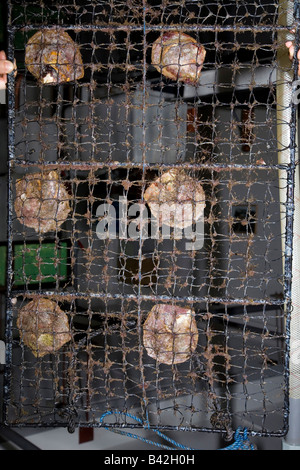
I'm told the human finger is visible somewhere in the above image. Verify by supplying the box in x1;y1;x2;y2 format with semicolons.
0;50;16;89
0;51;7;89
286;41;295;60
0;59;14;75
0;50;14;74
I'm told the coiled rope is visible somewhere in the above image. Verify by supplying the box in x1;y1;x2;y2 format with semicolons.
99;410;256;450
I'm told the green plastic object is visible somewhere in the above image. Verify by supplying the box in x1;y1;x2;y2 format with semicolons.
13;242;68;286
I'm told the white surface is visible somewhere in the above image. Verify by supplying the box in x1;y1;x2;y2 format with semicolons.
282;439;300;450
3;426;220;451
0;425;282;450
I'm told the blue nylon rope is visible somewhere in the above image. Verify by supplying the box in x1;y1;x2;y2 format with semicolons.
99;410;256;450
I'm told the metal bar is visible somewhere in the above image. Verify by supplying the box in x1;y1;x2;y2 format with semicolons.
0;426;40;450
7;24;294;33
8;159;290;172
9;289;286;306
3;0;16;427
95;421;284;439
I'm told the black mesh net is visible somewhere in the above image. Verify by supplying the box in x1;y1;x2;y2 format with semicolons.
3;0;298;437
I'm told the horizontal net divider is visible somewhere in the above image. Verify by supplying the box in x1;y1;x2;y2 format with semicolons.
7;24;292;33
8;160;292;172
7;290;287;306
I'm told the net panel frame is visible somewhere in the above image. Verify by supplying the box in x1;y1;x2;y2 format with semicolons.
2;0;299;438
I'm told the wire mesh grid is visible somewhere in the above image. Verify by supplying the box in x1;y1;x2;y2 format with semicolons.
3;0;299;437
